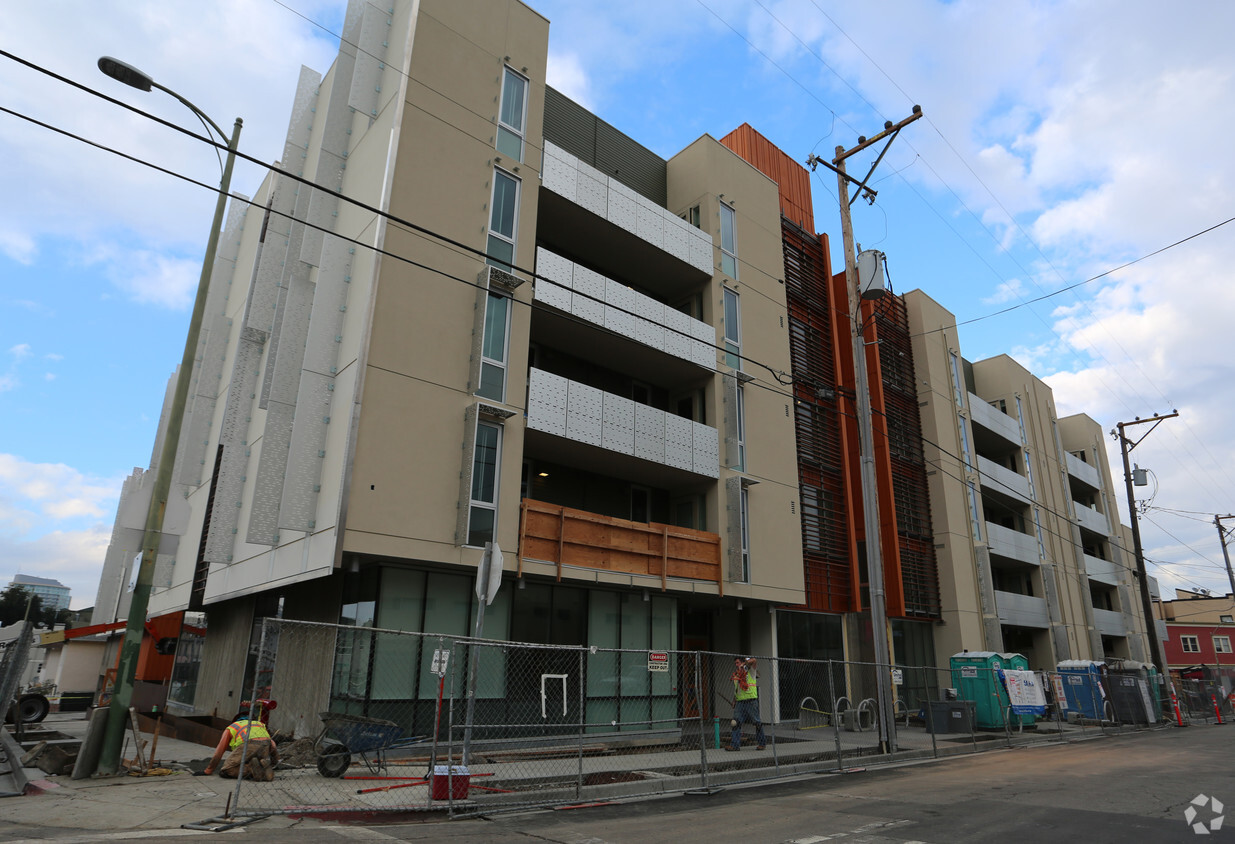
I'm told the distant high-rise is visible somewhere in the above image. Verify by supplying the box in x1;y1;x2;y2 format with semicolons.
9;573;71;613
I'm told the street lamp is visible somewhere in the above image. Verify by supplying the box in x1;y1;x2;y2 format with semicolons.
94;56;242;776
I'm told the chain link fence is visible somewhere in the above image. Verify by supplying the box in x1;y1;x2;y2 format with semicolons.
226;619;1177;817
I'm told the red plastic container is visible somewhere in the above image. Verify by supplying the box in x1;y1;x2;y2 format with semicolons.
431;765;470;800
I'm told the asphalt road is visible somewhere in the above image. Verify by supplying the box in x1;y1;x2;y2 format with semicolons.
9;724;1234;843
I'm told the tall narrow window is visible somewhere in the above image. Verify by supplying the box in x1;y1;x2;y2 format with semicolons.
735;383;747;471
478;293;511;401
468;422;502;546
967;481;982;541
497;67;528;161
957;414;974;471
719;202;737;278
739;486;751;582
1014;395;1028;444
723;287;741;370
488;170;519;271
949;351;965;407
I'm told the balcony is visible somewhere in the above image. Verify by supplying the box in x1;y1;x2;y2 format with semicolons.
1076;503;1110;536
527;368;719;479
534;247;715;378
1084;553;1121;587
1093;608;1127;637
977;455;1032;505
985;521;1040;566
969;394;1022;446
995;590;1050;629
539;141;713;300
518;499;722;591
1066;451;1102;491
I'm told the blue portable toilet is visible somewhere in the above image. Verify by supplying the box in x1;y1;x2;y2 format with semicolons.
1057;660;1104;719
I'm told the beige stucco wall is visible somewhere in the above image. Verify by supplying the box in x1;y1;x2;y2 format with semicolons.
903;290;988;663
344;0;548;570
667;136;805;605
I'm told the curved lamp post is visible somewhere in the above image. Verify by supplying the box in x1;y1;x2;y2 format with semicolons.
95;56;242;776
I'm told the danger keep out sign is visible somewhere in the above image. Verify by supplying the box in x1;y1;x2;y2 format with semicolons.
648;652;669;672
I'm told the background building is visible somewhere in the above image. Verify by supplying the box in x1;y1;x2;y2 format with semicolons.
906;291;1152;667
8;574;71;614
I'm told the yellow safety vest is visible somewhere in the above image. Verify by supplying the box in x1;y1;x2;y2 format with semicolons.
734;670;758;701
227;720;271;749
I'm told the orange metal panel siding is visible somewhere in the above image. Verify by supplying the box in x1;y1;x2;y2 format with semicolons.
719;124;815;233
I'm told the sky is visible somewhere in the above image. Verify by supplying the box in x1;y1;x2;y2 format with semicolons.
1;0;1233;611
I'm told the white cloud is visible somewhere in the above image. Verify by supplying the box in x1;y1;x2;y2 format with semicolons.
982;278;1025;306
546;52;594;110
0;455;123;610
0;231;36;264
0;0;339;308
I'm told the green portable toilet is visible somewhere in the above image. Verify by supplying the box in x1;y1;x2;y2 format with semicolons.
950;652;1033;729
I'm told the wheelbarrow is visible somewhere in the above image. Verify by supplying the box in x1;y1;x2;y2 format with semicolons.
313;711;425;777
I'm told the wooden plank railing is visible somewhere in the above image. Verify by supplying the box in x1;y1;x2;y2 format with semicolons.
517;499;723;594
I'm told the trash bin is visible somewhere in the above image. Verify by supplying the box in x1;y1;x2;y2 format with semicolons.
1057;660;1104;720
431;765;470;800
950;652;1032;729
925;700;976;734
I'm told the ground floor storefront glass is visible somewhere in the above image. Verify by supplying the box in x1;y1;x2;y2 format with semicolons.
331;564;679;736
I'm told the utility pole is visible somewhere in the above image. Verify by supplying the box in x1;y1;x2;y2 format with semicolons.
1216;515;1235;599
1112;412;1177;682
810;105;922;754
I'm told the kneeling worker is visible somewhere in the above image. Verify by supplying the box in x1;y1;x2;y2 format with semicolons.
202;706;279;780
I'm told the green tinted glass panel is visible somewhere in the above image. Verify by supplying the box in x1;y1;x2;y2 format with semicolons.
482;294;508;362
471;423;498;502
490;172;517;237
487;234;513;271
477;361;504;400
497;126;522;160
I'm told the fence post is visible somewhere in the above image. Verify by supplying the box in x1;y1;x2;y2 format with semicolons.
231;616;270;816
828;660;843;769
696;653;711;791
576;648;585;799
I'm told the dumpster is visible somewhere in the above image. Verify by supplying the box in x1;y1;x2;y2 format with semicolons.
950;652;1032;729
925;699;976;734
1057;660;1105;719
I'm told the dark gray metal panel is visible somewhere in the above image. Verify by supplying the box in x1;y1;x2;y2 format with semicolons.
544;87;666;207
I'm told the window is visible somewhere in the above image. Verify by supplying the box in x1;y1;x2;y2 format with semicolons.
1222;615;1234;624
719;202;737;278
734;383;746;471
723;287;741;369
1014;395;1028;444
949;351;965;407
477;293;511;400
496;67;528;161
957;414;974;471
488;169;519;271
1181;635;1201;653
682;204;701;228
739;485;751;582
468;421;502;546
967;481;982;541
1215;636;1232;654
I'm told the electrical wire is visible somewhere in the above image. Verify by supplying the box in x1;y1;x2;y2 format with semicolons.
6;46;1226;600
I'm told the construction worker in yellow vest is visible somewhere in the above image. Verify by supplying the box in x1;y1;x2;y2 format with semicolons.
725;656;767;751
201;706;279;780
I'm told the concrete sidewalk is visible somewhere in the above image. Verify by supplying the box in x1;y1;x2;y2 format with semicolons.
3;712;320;836
0;711;1141;838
